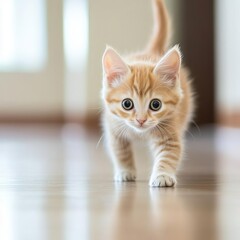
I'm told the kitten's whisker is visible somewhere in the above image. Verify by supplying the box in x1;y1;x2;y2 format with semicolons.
160;121;195;140
191;120;201;136
156;123;177;145
118;124;128;140
112;121;128;140
159;125;172;138
154;125;165;140
96;134;104;149
159;121;175;133
173;110;201;138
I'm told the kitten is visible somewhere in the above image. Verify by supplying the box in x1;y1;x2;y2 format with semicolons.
101;0;194;187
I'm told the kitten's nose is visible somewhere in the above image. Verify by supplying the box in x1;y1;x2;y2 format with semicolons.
136;119;147;126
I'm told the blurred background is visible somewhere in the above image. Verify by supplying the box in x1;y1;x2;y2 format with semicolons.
0;0;239;127
1;1;240;239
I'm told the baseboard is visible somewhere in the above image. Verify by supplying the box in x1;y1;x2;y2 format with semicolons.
217;111;240;128
0;114;64;124
65;113;101;132
0;113;101;131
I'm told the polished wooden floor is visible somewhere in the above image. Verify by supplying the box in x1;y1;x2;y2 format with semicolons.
0;124;240;240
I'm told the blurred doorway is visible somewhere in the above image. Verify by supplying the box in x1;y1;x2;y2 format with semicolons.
180;0;215;125
0;0;65;121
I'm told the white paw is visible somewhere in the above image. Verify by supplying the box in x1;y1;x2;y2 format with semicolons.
149;173;177;187
114;170;136;182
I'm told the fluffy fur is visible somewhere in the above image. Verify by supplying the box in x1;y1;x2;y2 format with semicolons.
101;0;194;187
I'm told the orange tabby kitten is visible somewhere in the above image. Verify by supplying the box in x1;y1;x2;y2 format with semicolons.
101;0;194;187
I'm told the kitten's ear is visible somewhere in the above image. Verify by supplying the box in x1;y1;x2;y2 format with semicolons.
153;45;182;87
102;46;130;86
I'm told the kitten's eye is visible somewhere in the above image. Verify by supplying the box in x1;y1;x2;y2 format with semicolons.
149;99;162;111
122;98;134;110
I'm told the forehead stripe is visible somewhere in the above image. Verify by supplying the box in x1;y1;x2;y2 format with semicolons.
106;98;121;103
164;100;177;105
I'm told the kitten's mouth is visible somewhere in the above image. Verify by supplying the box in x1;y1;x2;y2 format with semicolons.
132;124;152;132
137;124;147;128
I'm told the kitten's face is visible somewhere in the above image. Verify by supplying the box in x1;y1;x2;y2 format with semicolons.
104;68;181;132
102;46;182;133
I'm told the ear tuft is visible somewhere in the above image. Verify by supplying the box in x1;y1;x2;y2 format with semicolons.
153;45;182;87
102;46;130;86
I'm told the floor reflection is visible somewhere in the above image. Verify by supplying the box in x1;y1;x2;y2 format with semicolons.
0;125;239;239
150;188;193;240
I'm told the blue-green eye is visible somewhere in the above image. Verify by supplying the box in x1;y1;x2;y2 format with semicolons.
149;99;162;111
122;98;134;110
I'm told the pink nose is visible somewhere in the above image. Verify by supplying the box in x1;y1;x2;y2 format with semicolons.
136;119;147;125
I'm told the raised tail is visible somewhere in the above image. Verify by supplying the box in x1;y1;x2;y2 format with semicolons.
146;0;171;55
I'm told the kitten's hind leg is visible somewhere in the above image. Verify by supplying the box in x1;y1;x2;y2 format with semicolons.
107;134;136;182
149;136;182;187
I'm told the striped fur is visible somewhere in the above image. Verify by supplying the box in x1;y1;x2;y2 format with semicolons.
102;0;194;187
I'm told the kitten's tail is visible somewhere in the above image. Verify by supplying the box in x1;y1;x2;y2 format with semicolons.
146;0;171;55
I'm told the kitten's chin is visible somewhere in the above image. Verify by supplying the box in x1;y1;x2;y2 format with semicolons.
125;121;154;133
129;124;153;133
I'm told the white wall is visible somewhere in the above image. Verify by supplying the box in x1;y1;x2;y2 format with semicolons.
216;0;240;113
0;0;64;119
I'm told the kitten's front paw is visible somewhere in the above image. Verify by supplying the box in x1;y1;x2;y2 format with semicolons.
114;170;136;182
149;173;176;187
